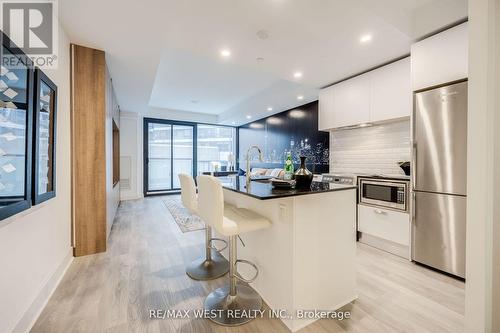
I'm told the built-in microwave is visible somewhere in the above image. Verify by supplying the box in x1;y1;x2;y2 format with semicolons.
358;177;408;212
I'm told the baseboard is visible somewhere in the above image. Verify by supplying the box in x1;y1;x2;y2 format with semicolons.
12;249;73;333
120;193;143;201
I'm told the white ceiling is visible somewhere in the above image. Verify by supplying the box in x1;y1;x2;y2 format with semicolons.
59;0;467;125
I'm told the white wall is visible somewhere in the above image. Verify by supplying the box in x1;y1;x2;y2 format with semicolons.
329;119;411;175
466;1;500;332
0;23;73;333
120;111;143;200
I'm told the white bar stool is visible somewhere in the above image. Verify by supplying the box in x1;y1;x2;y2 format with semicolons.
197;175;271;326
178;174;229;280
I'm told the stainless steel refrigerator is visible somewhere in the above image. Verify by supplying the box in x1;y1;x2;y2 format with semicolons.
412;80;467;278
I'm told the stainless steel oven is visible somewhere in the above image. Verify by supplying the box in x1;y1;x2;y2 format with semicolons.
358;177;408;212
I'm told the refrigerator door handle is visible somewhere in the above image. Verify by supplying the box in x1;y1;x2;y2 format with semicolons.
412;142;417;189
412;191;416;222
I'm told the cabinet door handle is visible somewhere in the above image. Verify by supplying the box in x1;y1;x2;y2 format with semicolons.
374;209;386;215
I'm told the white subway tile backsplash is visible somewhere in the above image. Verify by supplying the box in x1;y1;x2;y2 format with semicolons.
329;120;411;175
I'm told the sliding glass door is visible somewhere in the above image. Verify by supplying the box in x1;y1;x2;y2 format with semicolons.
143;118;237;196
144;119;195;194
147;122;171;191
172;125;194;188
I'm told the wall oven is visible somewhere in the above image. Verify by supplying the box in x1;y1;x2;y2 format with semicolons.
358;177;408;212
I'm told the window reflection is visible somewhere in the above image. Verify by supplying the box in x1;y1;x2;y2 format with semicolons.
37;81;55;195
0;108;27;200
0;45;29;210
197;125;236;173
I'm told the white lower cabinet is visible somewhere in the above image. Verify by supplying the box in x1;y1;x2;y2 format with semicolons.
357;204;410;246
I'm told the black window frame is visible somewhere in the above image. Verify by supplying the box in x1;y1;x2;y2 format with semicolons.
32;68;57;205
143;117;197;195
0;32;34;221
143;117;237;196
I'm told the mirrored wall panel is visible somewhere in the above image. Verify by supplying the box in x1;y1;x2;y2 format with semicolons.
33;69;57;204
0;38;33;221
238;101;329;174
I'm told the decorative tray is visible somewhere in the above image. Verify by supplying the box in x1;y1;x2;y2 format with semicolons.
271;179;296;189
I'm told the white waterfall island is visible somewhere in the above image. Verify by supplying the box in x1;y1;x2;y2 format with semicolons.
216;176;358;332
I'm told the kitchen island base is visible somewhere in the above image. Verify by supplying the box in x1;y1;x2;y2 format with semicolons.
217;186;357;332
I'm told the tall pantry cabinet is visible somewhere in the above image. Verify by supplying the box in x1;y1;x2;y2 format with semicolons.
70;44;120;256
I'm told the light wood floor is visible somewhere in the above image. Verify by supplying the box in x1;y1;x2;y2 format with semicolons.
32;196;465;333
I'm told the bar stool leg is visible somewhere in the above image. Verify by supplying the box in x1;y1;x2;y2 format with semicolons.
204;235;263;326
186;226;229;280
205;225;212;261
229;235;237;296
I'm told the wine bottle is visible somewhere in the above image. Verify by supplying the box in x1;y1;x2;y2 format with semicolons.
284;152;294;180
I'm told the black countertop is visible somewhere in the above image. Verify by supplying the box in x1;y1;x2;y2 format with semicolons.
219;176;356;200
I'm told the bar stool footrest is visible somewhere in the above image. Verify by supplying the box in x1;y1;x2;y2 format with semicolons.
209;237;228;253
235;259;259;283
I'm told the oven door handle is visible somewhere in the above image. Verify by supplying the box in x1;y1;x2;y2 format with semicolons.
359;179;407;187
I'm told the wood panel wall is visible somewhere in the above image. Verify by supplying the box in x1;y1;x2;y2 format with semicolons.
71;44;107;256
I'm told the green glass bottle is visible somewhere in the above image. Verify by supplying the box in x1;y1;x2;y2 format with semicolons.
284;152;294;180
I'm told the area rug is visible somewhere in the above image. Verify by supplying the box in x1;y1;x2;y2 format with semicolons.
162;197;205;233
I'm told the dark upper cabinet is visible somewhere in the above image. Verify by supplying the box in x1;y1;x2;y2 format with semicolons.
0;32;34;221
33;68;57;204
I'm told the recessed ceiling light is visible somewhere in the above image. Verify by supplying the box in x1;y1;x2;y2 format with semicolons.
360;34;372;43
267;117;283;125
220;49;231;58
297;95;304;100
267;107;273;111
249;123;264;129
246;115;252;119
293;71;303;78
289;110;306;119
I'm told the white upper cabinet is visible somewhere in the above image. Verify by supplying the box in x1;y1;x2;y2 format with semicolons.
319;75;370;130
370;58;411;122
411;22;468;91
319;58;410;130
332;73;371;128
318;85;335;131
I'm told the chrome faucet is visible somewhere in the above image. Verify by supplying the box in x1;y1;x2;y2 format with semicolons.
246;145;263;188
